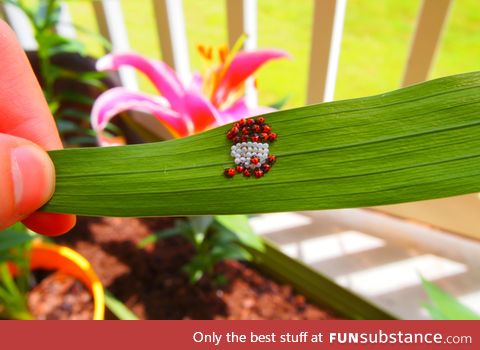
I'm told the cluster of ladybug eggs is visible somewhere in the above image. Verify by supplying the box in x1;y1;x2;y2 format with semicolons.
224;117;277;178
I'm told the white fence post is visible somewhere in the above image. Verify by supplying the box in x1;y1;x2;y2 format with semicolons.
402;0;453;87
56;2;76;39
92;0;138;91
1;3;37;50
306;0;347;104
152;0;191;84
226;0;258;108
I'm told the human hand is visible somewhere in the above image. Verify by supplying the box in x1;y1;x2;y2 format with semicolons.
0;20;75;235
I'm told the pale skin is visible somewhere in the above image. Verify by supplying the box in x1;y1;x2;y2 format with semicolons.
0;19;75;235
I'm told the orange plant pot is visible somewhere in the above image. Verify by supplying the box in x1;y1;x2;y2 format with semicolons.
29;241;105;320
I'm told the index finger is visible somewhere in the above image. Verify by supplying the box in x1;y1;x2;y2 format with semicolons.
0;20;76;234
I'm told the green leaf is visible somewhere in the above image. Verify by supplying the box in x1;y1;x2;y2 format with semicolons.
64;136;97;147
57;91;96;105
211;244;252;262
43;72;480;216
48;100;60;115
0;253;17;264
73;71;107;81
188;216;213;246
0;229;33;252
269;95;290;109
36;33;69;51
421;277;480;320
45;37;86;57
60;108;91;120
189;216;213;236
255;240;395;319
183;265;203;284
423;302;448;320
56;119;79;134
137;225;184;248
57;69;105;89
104;289;139;320
4;222;27;233
34;0;61;30
0;264;18;295
215;215;264;252
69;23;112;51
103;121;123;135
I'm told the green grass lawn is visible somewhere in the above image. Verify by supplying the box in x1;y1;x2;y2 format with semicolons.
69;0;480;109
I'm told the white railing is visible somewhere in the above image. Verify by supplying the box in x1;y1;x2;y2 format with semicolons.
307;0;346;103
1;0;452;103
1;1;37;50
5;0;476;242
92;0;138;90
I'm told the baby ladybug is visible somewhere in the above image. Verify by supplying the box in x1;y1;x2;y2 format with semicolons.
224;117;277;178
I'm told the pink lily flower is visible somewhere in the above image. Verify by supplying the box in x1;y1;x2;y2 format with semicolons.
91;46;289;145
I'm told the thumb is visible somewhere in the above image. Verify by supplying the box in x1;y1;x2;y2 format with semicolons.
0;133;55;230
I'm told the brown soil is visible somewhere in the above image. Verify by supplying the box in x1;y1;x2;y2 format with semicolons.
55;217;340;320
28;271;93;320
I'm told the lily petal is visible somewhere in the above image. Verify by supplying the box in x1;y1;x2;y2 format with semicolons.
184;89;223;132
189;72;204;93
213;49;289;106
91;87;191;143
219;98;276;124
96;52;186;111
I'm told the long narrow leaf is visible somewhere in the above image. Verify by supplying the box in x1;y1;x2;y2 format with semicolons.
215;215;264;251
0;228;33;251
43;72;480;216
0;264;20;297
104;290;139;320
422;278;480;320
68;23;113;51
137;226;184;248
423;303;448;320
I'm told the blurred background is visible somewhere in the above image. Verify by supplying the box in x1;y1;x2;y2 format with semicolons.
62;0;480;107
2;0;480;320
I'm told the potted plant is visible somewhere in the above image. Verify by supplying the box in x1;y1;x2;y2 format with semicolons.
57;215;391;319
0;225;104;319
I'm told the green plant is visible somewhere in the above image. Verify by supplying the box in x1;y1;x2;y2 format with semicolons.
3;0;111;146
139;215;263;284
0;224;35;320
42;71;480;216
104;289;139;320
421;277;480;320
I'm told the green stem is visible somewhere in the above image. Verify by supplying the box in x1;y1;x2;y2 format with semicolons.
10;309;34;320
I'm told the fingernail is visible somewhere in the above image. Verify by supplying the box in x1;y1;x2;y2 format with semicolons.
11;145;55;216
